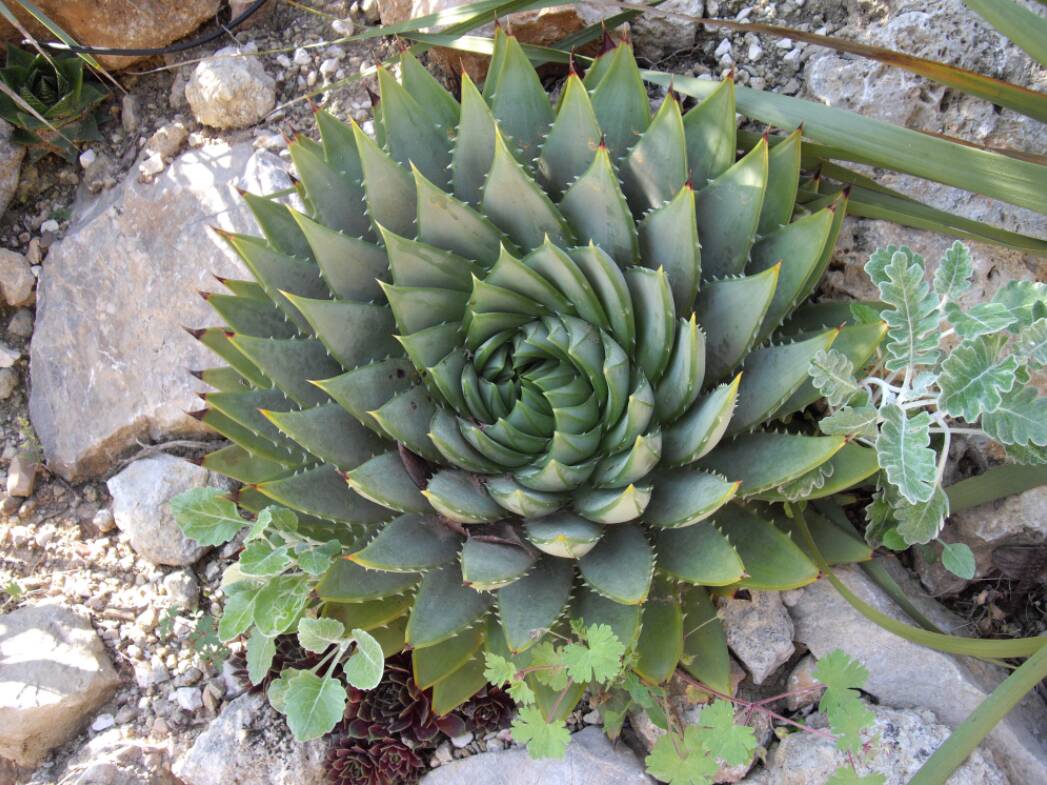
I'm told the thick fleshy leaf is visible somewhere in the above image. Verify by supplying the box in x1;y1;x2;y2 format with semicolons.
696;265;779;385
498;556;574;652
570;585;642;651
256;465;393;524
313;357;416;435
638;184;701;315
282;294;401;370
412;626;484;690
680;586;731;693
452;72;496;206
231;335;340;408
643;470;740;528
350;513;460;572
682;76;736;187
655;523;744;585
406;563;493;648
695;432;845;495
634;593;684;684
317;558;418;603
621;94;688;215
654;315;705;424
263;402;386;470
573;483;652;524
323;593;412;632
345;451;429;513
461;538;535;591
369;385;441;463
714;505;819;590
415;167;508;265
578;525;653;605
431;655;489;716
292;211;387;301
423;469;504;524
589;42;651;161
662;374;742;467
560;147;638;267
376;65;451;188
352;121;416;237
486;31;554;160
525;511;603;559
626;266;676;384
758;127;802;236
538;73;601;199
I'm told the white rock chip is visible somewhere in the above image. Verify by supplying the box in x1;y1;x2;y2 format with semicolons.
789;565;1047;784
107;454;227;566
0;249;35;306
0;603;121;767
420;726;654;785
186;46;276;129
173;693;327;785
721;590;795;684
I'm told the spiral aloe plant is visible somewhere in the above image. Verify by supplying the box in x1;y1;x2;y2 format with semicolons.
191;31;885;717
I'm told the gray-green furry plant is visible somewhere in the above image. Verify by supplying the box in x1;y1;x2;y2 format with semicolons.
176;31;885;737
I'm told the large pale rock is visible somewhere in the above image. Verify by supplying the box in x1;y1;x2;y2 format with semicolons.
0;1;220;70
186;47;276;130
107;454;227;566
0;120;23;218
420;726;654;785
29;142;292;481
741;703;1008;785
0;604;120;767
377;1;617;79
721;590;795;685
631;0;704;59
172;693;326;785
788;565;1047;783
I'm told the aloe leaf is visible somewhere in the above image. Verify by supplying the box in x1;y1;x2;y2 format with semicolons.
317;558;419;603
662;374;741;467
682;76;736;187
313;357;416;435
241;192;314;262
452;71;496;206
524;511;603;558
257;464;393;525
377;66;451;188
578;524;654;605
323;593;412;633
573;483;652;524
946;464;1047;513
351;121;416;236
204;292;297;340
571;584;642;651
715;504;819;590
589;41;651;161
626;266;676;385
486;30;554;161
696;266;779;385
202;444;294;485
282;294;401;370
231;336;340;407
292;211;387;301
680;586;731;693
406;563;493;648
560;146;639;267
656;521;744;586
644;469;740;529
381;225;480;291
634;594;684;684
350;513;460;572
345;452;429;513
621;93;688;215
654;315;705;424
263;402;388;471
696;432;845;495
538;72;601;200
415;166;509;265
461;538;535;591
423;469;504;524
289;138;371;238
412;626;484;690
498;556;574;652
369;385;441;463
639;184;701;314
759;127;803;235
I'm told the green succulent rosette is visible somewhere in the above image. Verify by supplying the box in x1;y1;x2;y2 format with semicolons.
193;32;883;715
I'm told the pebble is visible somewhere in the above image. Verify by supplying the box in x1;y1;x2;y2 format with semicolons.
114;705;137;724
747;41;764;61
319;57;340;77
175;687;204;712
431;742;453;767
776;37;794;49
79;149;97;169
7;451;37;498
90;713;116;732
0;368;16;400
40;219;59;234
332;18;355;36
293;47;311;66
582;709;602;725
714;39;732;58
92;507;116;533
162;569;199;610
450;731;474;749
121;94;140;133
0;249;35;306
8;309;33;338
138;152;165;177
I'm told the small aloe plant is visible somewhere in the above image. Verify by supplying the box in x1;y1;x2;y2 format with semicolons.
176;30;886;740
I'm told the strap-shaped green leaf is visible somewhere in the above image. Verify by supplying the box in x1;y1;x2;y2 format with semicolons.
398;323;463;374
242;192;314;261
634;592;684;684
682;76;736;187
452;71;496;206
204;387;297;453
638;184;701;315
377;66;452;188
748;208;834;342
680;585;731;693
578;524;653;605
524;511;603;558
570;584;642;651
263;402;387;470
382;282;469;336
486;31;554;162
313;357;416;435
560;146;638;267
459;419;534;467
538;72;601;200
654;315;705;424
486;245;575;314
350;513;460;572
282;294;402;370
257;464;394;524
231;335;340;408
289;137;370;238
292;211;387;302
352;121;416;237
461;538;535;591
622;93;688;215
498;555;574;653
205;292;297;340
423;469;504;524
483;128;573;252
412;626;484;690
644;469;739;529
696;431;845;495
323;594;412;636
415;166;509;265
345;451;429;513
655;521;744;585
696;138;768;281
591;430;662;488
406;562;493;649
568;246;635;353
714;504;818;590
316;109;366;212
369;385;441;463
696;265;779;385
431;655;489;716
589;42;650;161
573;483;652;524
728;329;838;434
317;558;418;603
626;266;676;385
758;127;802;236
202;444;295;484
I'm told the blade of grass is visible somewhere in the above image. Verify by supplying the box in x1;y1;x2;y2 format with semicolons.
607;1;1047;123
964;0;1047;69
945;464;1047;514
907;644;1047;785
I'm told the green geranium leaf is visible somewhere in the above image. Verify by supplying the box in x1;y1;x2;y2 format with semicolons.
938;336;1018;421
511;706;571;759
876;405;937;504
697;701;757;767
561;624;625;685
940;541;976;580
239;541;292;577
819;405;879;438
529;641;570;690
507;678;536;705
483;653;518;686
646;726;719;785
297;616;345;653
171;488;243;546
246;629;276;685
813;649;869;694
932;241;973;301
814;649;875;755
809;349;861;408
282;669;348;741
343;628;384;690
875;248;941;372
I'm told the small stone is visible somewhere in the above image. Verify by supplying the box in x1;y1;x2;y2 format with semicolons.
0;368;16;400
0;342;20;368
360;0;380;24
114;705;136;724
145;122;189;160
784;654;823;711
40;219;59;235
0;249;35;306
776;37;794;49
162;569;199;610
6;451;37;498
133;658;170;689
449;731;473;749
432;742;453;766
582;709;602;725
715;39;732;58
176;687;204;712
332;18;354;36
92;507;116;533
293;47;311;66
319;57;340;77
8;309;33;338
138;152;165;177
747;41;763;61
721;590;795;684
91;713;116;732
25;238;41;265
186;46;276;130
121;94;140;133
79;149;97;169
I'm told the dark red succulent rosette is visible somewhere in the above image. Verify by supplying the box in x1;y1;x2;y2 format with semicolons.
459;686;514;735
326;735;424;785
